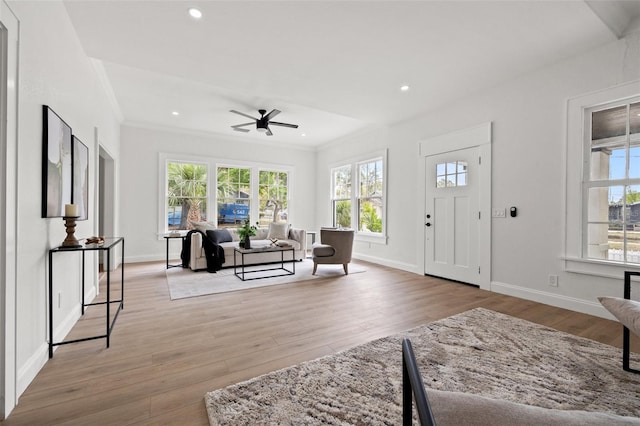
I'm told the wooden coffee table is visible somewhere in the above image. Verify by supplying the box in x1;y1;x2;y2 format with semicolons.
233;245;296;281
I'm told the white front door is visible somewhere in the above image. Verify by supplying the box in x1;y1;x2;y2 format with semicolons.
424;147;480;285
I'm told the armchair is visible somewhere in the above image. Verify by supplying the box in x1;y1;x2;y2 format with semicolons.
312;228;355;275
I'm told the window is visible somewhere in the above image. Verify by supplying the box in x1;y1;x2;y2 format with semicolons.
166;162;208;231
331;165;351;228
584;98;640;264
216;166;251;228
159;154;294;236
357;159;383;233
436;161;467;187
330;150;387;243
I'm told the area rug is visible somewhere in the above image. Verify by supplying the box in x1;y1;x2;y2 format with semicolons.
204;307;640;425
166;259;366;300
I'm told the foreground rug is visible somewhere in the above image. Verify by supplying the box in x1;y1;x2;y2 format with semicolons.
205;308;640;425
166;259;366;300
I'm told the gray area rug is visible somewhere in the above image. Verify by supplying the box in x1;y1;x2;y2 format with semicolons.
204;307;640;425
166;259;365;300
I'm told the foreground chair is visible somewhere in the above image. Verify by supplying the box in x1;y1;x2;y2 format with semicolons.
311;228;354;275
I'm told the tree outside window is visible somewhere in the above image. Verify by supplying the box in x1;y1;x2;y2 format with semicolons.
358;159;383;233
332;165;351;228
167;162;207;230
217;166;251;228
259;170;288;225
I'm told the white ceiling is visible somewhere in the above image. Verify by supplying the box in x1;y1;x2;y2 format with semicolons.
62;1;640;148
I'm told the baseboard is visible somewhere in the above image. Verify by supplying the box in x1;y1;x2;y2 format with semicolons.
490;281;615;320
352;253;420;274
125;254;166;263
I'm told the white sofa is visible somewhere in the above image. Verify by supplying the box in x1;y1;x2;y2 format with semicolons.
189;227;306;271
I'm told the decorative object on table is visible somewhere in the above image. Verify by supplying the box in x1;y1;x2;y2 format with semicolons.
72;135;89;220
86;236;105;245
42;105;73;218
61;204;81;247
237;219;258;249
270;238;278;246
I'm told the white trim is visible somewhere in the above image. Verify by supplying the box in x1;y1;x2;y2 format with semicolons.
491;280;615;320
352;253;420;274
564;80;640;278
417;123;492;291
0;1;18;416
16;343;46;398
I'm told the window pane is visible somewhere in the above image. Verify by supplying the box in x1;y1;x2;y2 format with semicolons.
333;166;351;199
630;145;640;179
592;105;627;140
457;172;467;186
609;148;626;180
217;166;251;228
333;200;351;228
630;102;640;136
358;198;382;233
436;163;445;176
167;162;207;230
259;170;288;225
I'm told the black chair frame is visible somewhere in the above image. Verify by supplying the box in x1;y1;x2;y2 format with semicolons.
402;338;437;426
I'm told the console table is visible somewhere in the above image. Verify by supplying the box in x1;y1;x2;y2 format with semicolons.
48;237;124;358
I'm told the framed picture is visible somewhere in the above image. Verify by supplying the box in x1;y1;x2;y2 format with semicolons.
42;106;73;218
72;136;89;221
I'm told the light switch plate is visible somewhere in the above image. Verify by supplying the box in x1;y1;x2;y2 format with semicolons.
492;208;506;218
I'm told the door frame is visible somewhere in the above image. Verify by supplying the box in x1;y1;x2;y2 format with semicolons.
0;0;18;417
417;123;492;290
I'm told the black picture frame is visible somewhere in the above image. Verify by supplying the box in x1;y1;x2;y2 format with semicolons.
42;105;73;218
72;136;89;221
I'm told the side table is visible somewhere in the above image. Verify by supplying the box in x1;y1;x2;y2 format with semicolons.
164;232;187;269
48;237;124;358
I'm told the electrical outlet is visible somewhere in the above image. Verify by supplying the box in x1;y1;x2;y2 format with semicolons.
492;208;506;218
548;275;559;287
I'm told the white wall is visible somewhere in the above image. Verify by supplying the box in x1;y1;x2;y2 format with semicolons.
119;125;316;263
316;31;640;318
8;0;120;401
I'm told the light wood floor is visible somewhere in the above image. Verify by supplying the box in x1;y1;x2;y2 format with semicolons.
2;260;630;425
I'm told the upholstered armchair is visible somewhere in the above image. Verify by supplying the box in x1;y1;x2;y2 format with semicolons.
312;228;355;275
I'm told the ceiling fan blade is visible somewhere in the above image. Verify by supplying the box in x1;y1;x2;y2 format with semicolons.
230;110;258;121
264;109;281;121
269;121;299;129
231;122;254;128
232;127;250;133
266;127;273;136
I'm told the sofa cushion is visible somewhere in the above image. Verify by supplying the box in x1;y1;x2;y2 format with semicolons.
267;222;289;240
312;243;335;257
428;388;640;426
190;221;216;233
206;229;233;244
599;296;640;337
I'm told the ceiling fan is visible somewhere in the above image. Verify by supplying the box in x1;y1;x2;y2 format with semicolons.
230;109;299;136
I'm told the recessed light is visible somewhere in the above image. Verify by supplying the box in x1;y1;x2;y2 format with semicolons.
400;85;410;92
301;133;306;137
172;111;179;116
188;8;202;19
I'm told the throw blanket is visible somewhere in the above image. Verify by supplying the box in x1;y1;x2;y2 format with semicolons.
181;230;225;272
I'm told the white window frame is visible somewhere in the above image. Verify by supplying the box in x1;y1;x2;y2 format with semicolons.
157;153;294;237
564;80;640;278
329;149;388;244
330;165;352;228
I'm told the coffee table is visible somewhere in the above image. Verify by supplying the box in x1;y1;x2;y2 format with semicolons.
233;245;296;281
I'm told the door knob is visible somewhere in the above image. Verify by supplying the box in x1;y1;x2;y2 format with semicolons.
426;223;431;227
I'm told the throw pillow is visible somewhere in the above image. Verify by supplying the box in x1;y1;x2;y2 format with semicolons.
598;296;640;337
190;221;216;233
206;229;233;244
267;222;289;240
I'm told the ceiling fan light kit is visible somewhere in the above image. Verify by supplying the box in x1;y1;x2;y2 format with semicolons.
230;109;299;136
